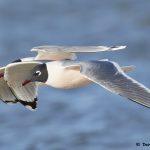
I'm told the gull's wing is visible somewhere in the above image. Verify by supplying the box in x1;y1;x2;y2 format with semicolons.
4;61;41;111
64;63;135;74
31;45;126;61
0;67;17;104
79;60;150;107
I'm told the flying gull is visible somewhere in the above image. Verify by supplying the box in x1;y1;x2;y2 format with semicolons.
0;45;149;111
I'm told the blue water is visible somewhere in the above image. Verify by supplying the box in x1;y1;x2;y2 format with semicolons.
0;0;150;150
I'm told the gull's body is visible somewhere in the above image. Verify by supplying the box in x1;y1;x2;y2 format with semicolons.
0;45;150;111
44;61;91;89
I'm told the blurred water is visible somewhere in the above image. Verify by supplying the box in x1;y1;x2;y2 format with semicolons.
0;0;150;150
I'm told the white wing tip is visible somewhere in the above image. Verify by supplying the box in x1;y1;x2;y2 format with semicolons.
25;105;37;111
109;46;127;51
31;48;38;52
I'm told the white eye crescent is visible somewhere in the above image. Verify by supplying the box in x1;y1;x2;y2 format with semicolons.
36;71;41;76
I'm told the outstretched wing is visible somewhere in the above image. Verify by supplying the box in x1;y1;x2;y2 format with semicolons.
80;60;150;107
4;61;41;110
64;63;135;74
0;67;17;104
31;45;126;61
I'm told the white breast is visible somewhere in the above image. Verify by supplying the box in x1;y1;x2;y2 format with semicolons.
45;61;91;89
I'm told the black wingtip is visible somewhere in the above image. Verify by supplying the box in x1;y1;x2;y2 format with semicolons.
127;98;150;109
19;98;38;111
4;99;19;105
11;59;22;63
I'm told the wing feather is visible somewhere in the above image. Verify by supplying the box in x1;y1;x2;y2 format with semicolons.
0;67;17;103
31;45;126;61
31;45;126;52
4;62;41;104
80;61;150;107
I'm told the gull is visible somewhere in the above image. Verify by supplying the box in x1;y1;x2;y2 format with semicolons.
0;45;149;111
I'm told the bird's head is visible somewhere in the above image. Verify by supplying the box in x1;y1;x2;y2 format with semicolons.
22;63;48;86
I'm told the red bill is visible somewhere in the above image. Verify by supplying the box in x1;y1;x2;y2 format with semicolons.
22;80;31;86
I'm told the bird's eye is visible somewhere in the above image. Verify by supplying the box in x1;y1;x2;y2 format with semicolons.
34;71;41;76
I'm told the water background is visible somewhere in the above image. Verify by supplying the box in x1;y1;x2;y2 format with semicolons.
0;0;150;150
